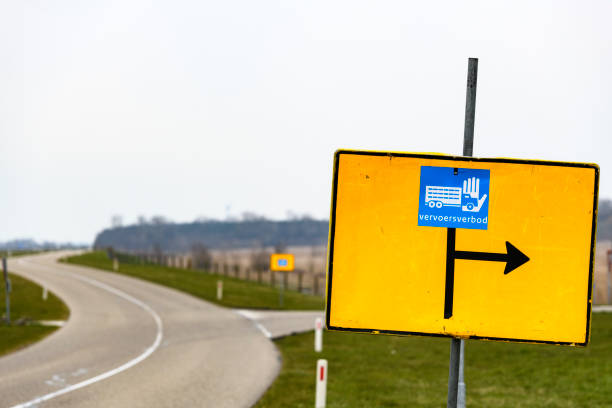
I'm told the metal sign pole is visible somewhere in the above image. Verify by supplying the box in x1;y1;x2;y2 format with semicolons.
447;338;461;407
463;58;478;157
448;57;478;408
279;274;285;308
2;257;10;325
458;338;466;407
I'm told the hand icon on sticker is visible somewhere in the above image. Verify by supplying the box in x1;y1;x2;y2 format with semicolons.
461;177;488;212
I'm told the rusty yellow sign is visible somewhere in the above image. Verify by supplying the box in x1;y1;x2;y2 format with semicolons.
325;150;599;346
270;254;295;272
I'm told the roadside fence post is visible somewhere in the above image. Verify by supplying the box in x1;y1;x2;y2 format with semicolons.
298;271;303;293
607;249;612;304
217;280;223;301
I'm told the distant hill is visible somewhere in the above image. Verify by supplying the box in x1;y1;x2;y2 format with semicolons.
94;198;612;253
93;219;329;252
0;239;88;251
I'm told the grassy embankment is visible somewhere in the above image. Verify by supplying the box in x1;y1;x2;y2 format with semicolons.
257;314;612;407
0;273;69;357
64;251;324;310
1;250;43;257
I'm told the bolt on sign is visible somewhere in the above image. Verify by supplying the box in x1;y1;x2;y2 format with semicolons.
325;150;599;346
270;254;295;272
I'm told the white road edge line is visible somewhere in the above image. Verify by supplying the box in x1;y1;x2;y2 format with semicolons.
10;260;164;408
235;309;272;339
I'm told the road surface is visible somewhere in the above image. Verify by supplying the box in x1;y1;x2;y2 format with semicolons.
0;252;323;408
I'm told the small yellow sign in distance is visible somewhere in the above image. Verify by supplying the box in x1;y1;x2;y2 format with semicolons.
270;254;295;272
326;150;599;346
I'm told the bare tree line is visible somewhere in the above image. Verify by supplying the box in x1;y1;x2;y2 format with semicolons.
111;242;327;296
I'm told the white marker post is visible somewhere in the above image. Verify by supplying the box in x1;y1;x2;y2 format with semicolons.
43;287;48;301
315;359;327;408
315;317;323;352
217;280;223;300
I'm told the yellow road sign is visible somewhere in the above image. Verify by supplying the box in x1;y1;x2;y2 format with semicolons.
326;150;599;346
270;254;295;272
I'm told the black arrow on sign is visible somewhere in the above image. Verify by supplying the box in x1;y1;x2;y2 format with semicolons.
455;242;530;275
444;228;530;319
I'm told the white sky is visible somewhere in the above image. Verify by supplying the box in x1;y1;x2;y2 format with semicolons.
1;1;610;243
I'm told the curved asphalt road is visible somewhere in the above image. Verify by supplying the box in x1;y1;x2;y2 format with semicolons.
0;252;322;408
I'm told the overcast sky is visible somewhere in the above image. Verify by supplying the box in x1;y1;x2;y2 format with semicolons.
0;1;610;243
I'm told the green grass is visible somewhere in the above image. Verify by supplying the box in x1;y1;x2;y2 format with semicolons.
0;326;58;357
64;251;324;310
2;250;43;258
257;314;612;408
0;273;70;357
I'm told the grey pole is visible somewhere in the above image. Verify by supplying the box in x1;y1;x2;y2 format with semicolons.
460;57;478;408
447;338;461;407
458;338;466;407
279;273;284;308
2;257;10;325
463;58;478;157
448;57;478;408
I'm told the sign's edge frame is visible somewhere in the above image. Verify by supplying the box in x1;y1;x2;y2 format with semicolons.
585;161;599;346
325;149;599;347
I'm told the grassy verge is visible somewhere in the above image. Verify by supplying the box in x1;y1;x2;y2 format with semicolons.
64;251;324;310
257;313;612;408
0;326;58;357
0;273;70;357
2;250;43;258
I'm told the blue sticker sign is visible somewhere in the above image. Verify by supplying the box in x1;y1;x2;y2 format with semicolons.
278;259;288;267
418;166;490;230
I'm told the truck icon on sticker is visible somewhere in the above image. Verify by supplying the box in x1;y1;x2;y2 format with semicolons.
425;177;488;213
425;186;461;209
